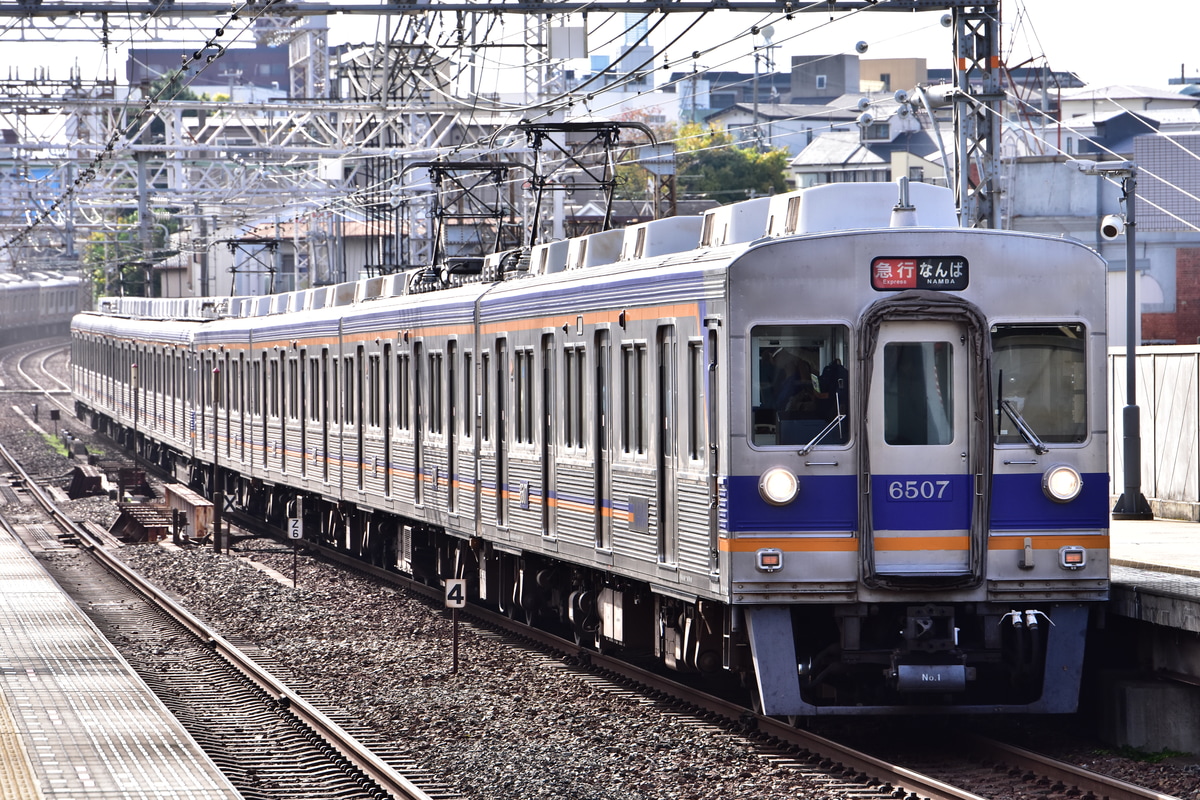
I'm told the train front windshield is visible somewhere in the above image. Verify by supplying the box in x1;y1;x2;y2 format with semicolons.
751;324;850;447
991;323;1088;445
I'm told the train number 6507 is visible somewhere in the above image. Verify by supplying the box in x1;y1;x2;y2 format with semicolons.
888;479;952;501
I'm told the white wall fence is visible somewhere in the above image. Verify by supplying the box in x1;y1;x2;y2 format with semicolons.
1109;346;1200;521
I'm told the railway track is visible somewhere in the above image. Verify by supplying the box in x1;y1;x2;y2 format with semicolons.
2;336;1193;800
0;437;458;798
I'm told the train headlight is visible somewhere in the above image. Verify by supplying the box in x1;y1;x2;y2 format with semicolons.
759;467;799;506
1042;465;1083;503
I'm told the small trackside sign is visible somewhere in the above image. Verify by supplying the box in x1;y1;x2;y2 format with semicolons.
445;579;467;609
871;256;969;291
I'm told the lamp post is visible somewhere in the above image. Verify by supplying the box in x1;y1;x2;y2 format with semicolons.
1076;160;1152;520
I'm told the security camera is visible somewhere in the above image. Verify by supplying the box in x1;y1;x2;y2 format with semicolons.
856;40;869;54
1100;214;1125;240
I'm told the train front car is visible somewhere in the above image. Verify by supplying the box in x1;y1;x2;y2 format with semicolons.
728;183;1109;715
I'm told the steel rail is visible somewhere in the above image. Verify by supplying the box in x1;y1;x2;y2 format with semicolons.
964;737;1184;800
0;434;437;800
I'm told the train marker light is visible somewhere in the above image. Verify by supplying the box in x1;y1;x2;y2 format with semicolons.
759;467;799;505
756;548;784;573
1042;465;1082;503
1059;546;1087;570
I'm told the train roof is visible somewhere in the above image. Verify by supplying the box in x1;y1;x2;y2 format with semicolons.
82;180;1078;333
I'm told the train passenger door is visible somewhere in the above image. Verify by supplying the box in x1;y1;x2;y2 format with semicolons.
594;330;611;550
541;334;556;539
656;325;677;565
864;318;977;581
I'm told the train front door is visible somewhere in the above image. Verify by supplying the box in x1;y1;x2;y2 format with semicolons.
863;318;976;580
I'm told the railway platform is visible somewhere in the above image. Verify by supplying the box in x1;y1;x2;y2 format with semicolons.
1104;517;1200;756
0;521;244;799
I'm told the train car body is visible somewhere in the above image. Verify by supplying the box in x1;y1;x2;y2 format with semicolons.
71;181;1109;715
0;271;84;345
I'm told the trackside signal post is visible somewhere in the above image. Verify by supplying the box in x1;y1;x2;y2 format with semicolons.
445;579;466;674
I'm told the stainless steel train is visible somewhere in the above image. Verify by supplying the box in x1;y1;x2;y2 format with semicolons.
70;180;1110;715
0;271;83;345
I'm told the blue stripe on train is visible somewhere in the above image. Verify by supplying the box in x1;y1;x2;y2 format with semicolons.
725;474;857;532
989;472;1109;529
724;472;1109;533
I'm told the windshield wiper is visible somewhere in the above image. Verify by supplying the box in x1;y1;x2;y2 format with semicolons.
799;392;846;456
1000;399;1049;455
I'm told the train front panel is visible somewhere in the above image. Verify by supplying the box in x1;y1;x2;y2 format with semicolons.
723;227;1109;714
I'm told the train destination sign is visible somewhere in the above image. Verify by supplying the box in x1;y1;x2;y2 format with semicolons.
870;256;969;291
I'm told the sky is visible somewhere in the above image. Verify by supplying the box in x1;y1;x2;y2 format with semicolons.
0;1;1194;94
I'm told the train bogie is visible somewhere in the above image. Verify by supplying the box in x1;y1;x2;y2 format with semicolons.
71;179;1109;716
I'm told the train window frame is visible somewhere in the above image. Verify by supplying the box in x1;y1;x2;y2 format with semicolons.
621;341;649;457
990;321;1089;447
749;322;851;449
563;343;587;451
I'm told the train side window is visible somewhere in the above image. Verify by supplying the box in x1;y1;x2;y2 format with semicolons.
751;324;850;447
429;351;443;434
564;345;586;450
515;349;534;444
621;343;647;455
992;323;1087;445
288;357;299;421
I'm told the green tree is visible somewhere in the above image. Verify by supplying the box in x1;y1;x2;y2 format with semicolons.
674;122;790;201
83;211;174;299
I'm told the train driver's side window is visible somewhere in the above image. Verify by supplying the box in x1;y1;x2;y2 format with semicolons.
750;324;850;447
991;323;1087;445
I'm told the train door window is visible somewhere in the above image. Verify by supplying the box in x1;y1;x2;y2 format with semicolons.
305;358;317;421
368;354;381;428
231;356;241;413
268;357;280;418
883;342;953;446
621;343;648;455
343;355;355;426
480;352;490;442
462;351;473;440
330;358;339;424
564;345;586;450
991;323;1087;445
397;352;410;431
515;349;534;445
429;351;443;434
750;324;850;447
687;340;705;461
288;357;299;421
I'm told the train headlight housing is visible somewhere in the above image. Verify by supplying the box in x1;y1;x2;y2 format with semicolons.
1042;465;1083;503
759;467;799;506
